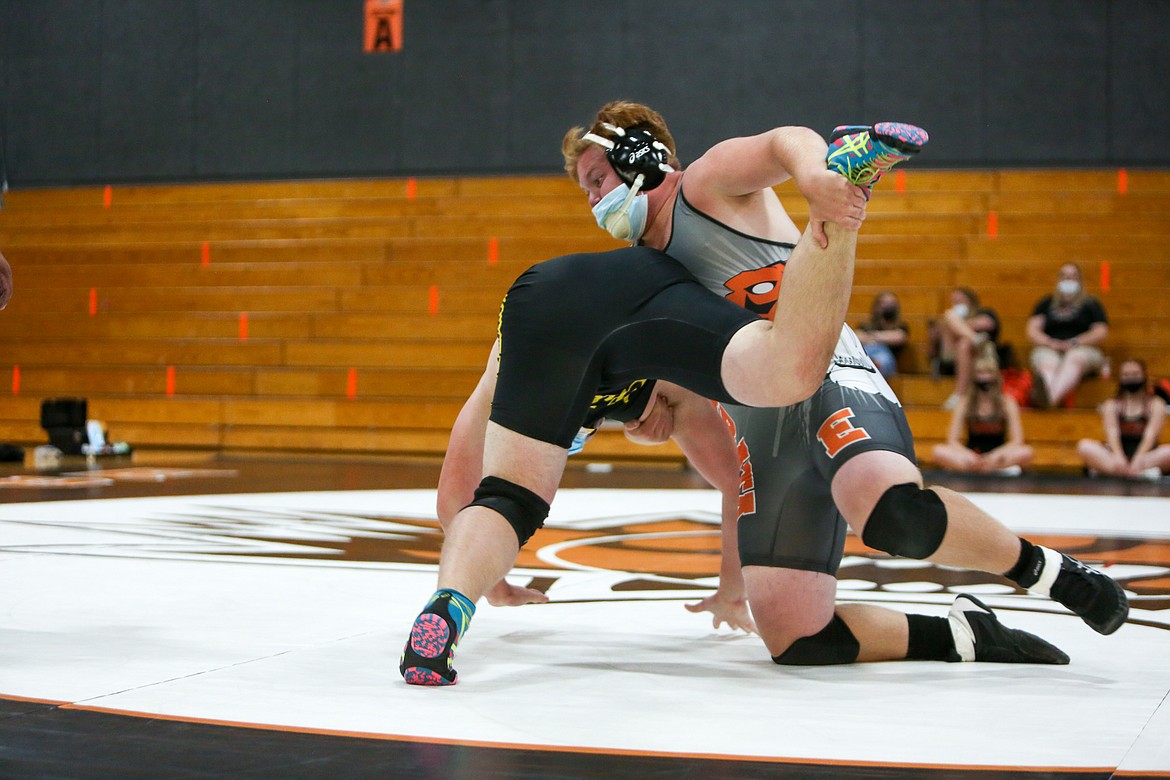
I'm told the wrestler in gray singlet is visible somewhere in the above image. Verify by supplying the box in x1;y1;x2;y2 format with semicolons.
664;187;917;574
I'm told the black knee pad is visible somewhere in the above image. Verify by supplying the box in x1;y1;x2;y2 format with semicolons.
772;614;860;666
860;482;947;559
466;475;550;547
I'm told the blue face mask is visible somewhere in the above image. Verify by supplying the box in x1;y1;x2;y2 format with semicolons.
591;182;649;242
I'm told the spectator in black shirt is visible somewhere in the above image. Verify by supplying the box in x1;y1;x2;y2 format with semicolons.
1025;263;1108;408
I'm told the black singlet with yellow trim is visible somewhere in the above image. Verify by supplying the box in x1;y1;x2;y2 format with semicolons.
489;247;759;449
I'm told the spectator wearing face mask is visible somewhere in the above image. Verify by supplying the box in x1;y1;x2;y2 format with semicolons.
1026;262;1109;408
1076;358;1170;480
932;354;1033;475
856;291;909;378
931;287;1005;409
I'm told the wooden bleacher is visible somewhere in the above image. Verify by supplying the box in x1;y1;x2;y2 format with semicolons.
0;169;1167;469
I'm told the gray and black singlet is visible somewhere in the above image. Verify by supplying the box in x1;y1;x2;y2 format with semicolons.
664;185;917;574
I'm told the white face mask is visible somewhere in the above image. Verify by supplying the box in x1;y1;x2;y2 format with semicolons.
1057;279;1081;297
591;182;648;242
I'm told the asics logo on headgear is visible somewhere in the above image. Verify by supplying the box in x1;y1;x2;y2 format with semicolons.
581;123;674;192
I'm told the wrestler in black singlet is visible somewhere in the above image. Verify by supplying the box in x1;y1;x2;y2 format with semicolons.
489;247;759;449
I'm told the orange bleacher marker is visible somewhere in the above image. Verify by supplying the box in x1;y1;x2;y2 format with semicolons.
1117;168;1128;195
89;288;98;316
12;365;20;395
428;285;439;315
406;177;417;199
894;170;906;193
201;241;211;267
986;211;998;239
103;185;112;208
165;366;176;396
238;312;249;341
346;368;358;399
1100;261;1111;293
488;236;499;266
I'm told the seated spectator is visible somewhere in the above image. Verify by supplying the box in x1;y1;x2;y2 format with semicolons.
930;287;1006;408
932;354;1033;475
856;291;908;378
1076;358;1170;480
930;287;978;376
1026;262;1109;408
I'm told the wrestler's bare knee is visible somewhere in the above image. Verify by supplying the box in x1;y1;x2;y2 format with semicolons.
742;565;836;657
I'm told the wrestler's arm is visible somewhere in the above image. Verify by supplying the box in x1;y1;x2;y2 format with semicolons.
632;382;755;633
436;341;498;525
684;128;866;246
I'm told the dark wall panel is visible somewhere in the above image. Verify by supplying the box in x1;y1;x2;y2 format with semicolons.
99;0;199;180
1110;0;1170;162
507;2;630;173
396;0;510;174
5;1;104;183
294;3;404;176
732;0;863;148
0;0;8;187
196;0;300;177
2;0;1169;186
621;0;762;165
984;0;1109;163
860;0;984;163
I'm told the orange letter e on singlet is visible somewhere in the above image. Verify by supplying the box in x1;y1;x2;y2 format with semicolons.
716;402;756;518
816;407;871;459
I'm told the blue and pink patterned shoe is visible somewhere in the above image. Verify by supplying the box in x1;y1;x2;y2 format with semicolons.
400;590;474;686
825;121;929;196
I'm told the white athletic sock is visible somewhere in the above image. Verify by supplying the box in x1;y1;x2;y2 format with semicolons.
1027;546;1064;598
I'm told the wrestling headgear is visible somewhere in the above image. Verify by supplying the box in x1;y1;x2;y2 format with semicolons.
583;124;675;241
582;123;675;191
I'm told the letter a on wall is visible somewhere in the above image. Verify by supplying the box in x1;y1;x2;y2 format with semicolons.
364;0;403;53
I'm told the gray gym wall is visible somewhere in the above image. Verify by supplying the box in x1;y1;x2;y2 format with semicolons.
1;0;1168;186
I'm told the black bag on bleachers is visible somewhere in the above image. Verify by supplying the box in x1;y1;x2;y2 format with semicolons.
40;398;88;455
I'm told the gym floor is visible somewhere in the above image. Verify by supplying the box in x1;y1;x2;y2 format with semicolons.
1;453;1167;779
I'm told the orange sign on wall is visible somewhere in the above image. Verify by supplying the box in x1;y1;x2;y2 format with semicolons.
365;0;403;53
